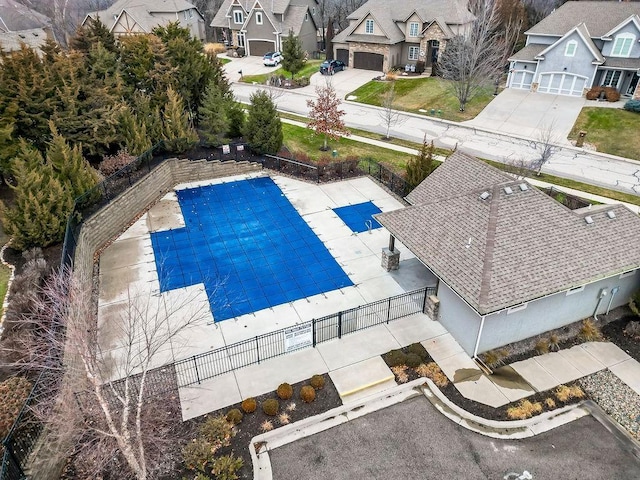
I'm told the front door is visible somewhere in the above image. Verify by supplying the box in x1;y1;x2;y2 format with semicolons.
601;70;622;89
627;74;639;96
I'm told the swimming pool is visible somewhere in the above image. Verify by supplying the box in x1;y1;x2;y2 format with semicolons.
150;177;354;321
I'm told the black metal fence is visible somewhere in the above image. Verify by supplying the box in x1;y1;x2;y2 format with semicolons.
175;286;434;387
544;186;591;210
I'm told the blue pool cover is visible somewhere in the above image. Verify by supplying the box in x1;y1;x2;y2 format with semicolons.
150;177;353;321
333;201;382;233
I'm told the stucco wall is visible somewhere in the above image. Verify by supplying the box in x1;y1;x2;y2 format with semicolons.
353;14;377;35
437;272;640;355
600;22;640;58
535;30;597;82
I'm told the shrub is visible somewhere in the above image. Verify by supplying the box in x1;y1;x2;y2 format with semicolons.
199;416;234;451
406;343;429;361
630;290;640;317
624;320;640;340
548;334;560;352
603;86;620;102
585;86;604;100
405;352;422;368
578;319;602;342
241;397;257;414
310;374;325;390
211;454;243;480
624;99;640;113
0;376;32;439
384;349;408;367
300;385;316;403
535;339;549;355
481;348;509;369
415;362;449;387
544;397;556;409
225;408;243;425
262;398;279;416
260;420;274;432
204;42;226;55
98;149;136;176
507;400;543;420
391;365;409;383
286;402;297;411
555;384;586;402
278;412;291;425
183;438;214;472
276;383;293;400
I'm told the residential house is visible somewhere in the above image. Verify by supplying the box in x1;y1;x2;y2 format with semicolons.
210;0;320;56
0;0;52;53
331;0;474;72
508;1;640;98
376;152;640;357
84;0;205;41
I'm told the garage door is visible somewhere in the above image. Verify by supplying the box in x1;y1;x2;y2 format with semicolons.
538;73;587;96
510;70;534;90
336;48;349;65
248;40;275;57
353;52;383;71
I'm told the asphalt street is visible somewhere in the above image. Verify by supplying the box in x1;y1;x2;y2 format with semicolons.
231;82;640;196
269;396;640;480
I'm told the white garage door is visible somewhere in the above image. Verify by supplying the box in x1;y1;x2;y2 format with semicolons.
538;73;586;96
510;70;534;90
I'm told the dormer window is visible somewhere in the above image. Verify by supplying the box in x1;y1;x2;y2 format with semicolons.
409;22;419;37
365;19;374;34
233;10;244;24
612;33;634;57
564;40;577;57
256;12;263;25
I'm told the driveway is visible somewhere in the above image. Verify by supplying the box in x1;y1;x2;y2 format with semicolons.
464;89;586;145
270;396;640;479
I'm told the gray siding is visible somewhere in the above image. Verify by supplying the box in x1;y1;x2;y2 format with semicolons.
600;22;640;58
536;31;596;80
298;11;318;53
526;34;556;46
245;12;276;41
438;271;640;355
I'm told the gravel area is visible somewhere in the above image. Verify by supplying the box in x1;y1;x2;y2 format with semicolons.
579;370;640;441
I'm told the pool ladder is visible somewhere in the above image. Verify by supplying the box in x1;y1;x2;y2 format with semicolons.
365;220;373;234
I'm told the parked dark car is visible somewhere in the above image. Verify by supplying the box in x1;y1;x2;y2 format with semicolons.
320;60;346;75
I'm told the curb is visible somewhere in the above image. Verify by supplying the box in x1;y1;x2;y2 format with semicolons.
248;378;594;479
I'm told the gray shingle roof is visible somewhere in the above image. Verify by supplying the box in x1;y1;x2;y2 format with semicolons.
508;43;546;62
376;152;640;314
603;57;640;69
336;0;473;45
89;0;200;33
526;1;640;38
0;27;47;52
0;0;50;32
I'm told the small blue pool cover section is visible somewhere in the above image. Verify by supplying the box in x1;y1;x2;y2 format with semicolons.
150;177;353;321
333;201;382;233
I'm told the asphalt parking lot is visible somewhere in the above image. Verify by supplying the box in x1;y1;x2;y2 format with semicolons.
270;396;640;480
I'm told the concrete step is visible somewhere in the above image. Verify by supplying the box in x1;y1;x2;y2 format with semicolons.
329;356;397;404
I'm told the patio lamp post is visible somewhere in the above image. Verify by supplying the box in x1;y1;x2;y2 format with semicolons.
238;70;243;81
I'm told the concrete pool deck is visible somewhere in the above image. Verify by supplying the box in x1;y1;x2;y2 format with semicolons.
96;173;437;382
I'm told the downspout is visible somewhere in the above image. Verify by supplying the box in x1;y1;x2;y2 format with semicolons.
472;315;486;358
593;288;608;322
606;287;620;315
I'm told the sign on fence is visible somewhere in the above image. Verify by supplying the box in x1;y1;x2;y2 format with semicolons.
284;323;313;353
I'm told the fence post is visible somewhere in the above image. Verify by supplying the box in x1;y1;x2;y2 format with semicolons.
192;356;201;385
312;318;316;347
256;336;260;364
422;287;428;313
387;297;392;323
338;311;342;339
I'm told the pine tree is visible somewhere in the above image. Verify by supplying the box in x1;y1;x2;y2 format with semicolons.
243;91;283;155
130;92;164;145
198;80;229;146
162;87;198;153
281;31;306;79
225;102;245;139
406;137;438;188
117;105;152;156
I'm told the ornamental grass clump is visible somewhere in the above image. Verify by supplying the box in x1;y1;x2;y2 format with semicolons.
225;408;243;425
415;362;449;387
276;382;293;400
506;399;543;420
578;319;603;342
554;384;586;403
391;365;409;384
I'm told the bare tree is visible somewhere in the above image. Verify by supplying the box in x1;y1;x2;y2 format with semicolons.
378;82;407;140
438;0;521;112
530;120;559;175
306;79;350;151
5;266;212;479
522;0;562;27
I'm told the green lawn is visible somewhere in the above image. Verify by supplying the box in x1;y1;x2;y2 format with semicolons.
282;123;414;171
568;107;640;161
242;58;325;85
0;227;10;319
346;77;496;122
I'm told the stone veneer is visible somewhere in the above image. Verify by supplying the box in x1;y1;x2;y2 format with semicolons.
420;23;448;63
424;294;440;321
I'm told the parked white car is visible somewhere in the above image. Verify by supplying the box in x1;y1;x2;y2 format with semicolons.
263;52;283;66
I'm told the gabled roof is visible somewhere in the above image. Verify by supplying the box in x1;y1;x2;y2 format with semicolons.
87;0;201;33
601;14;640;40
526;1;640;38
334;0;473;45
535;23;604;65
508;43;546;63
376;152;640;315
0;27;47;52
0;0;50;32
423;17;454;40
241;1;279;33
211;0;318;31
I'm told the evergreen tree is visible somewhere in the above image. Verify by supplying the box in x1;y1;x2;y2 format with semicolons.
0;103;19;177
130;92;164;145
244;91;282;155
225;102;245;139
281;31;306;79
406;137;438;189
70;18;117;54
162;87;198;153
198;80;229;146
117;105;152;155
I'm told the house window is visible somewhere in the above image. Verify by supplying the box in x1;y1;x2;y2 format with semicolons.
233;10;244;24
601;69;622;88
256;12;263;25
189;9;193;18
237;32;245;47
620;269;636;279
507;303;528;314
409;22;419;37
564;40;577;57
305;12;309;21
312;7;316;14
612;33;634;57
408;46;419;61
566;285;584;296
365;19;374;34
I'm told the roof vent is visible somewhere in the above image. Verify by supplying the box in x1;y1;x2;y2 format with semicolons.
585;216;594;225
479;191;490;201
606;210;616;219
504;186;513;195
519;183;528;191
